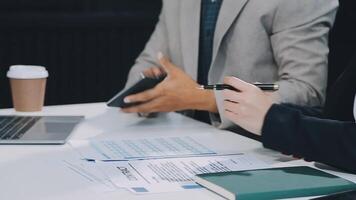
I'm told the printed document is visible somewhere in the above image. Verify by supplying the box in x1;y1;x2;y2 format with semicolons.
71;135;238;161
98;154;268;194
62;160;117;192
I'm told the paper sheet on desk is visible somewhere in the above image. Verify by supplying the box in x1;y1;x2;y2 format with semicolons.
62;160;118;193
97;154;269;194
70;135;239;161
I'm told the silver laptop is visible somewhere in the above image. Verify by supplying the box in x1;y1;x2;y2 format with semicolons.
0;115;84;144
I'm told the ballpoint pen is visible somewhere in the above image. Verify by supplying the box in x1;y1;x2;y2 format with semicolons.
199;83;279;91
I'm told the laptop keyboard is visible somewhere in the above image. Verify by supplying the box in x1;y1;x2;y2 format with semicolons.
0;116;41;140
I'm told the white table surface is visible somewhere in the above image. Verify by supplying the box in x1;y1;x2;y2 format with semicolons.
0;103;355;200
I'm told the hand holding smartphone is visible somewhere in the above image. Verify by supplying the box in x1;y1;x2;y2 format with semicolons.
107;75;166;108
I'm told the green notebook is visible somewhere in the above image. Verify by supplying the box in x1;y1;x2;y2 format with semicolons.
194;166;356;200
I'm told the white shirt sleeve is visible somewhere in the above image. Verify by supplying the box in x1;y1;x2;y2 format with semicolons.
354;94;356;121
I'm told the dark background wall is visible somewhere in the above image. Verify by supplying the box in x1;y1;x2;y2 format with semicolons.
0;0;355;109
0;0;162;108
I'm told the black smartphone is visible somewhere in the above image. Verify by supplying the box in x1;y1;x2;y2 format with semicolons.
107;75;166;108
312;190;356;200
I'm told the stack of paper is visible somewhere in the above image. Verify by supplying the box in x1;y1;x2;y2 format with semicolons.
96;154;268;194
68;135;269;194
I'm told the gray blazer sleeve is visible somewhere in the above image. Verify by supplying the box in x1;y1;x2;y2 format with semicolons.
270;0;338;106
218;0;338;129
124;2;169;88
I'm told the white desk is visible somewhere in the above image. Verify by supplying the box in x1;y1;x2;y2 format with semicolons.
0;103;355;200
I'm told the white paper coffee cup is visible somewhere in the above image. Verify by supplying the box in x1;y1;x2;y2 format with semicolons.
7;65;49;112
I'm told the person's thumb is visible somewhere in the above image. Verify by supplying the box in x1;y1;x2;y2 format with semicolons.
223;76;254;92
158;52;175;74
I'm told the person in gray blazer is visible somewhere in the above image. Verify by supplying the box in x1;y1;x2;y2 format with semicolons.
121;0;338;128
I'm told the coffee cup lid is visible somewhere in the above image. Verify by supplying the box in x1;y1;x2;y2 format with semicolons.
7;65;49;79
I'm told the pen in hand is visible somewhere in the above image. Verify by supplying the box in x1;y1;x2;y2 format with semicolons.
199;83;279;92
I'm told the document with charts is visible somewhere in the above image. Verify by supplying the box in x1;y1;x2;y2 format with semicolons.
70;134;240;161
96;154;269;194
